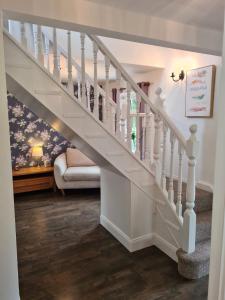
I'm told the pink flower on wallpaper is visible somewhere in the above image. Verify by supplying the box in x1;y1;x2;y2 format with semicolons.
25;122;37;133
40;130;50;141
14;131;26;143
52;145;62;155
12;105;24;117
16;155;27;166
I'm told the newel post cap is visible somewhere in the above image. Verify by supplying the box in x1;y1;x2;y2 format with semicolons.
186;124;199;158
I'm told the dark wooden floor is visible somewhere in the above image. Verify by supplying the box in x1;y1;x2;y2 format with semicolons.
14;189;208;300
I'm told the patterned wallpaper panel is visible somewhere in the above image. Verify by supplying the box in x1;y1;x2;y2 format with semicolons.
8;93;73;168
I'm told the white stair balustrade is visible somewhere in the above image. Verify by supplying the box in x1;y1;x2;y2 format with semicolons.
53;28;60;80
80;33;86;106
126;82;132;150
168;131;176;205
182;125;199;253
20;22;27;48
104;56;111;127
67;31;73;95
161;121;168;193
135;94;141;158
93;41;99;118
177;143;184;219
144;106;152;166
116;69;121;139
153;112;161;183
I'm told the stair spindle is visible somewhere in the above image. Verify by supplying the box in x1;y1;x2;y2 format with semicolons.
135;94;141;158
93;42;99;118
105;56;110;127
161;122;168;192
53;28;60;79
126;83;132;150
80;33;86;106
20;22;27;48
44;35;50;71
182;125;199;253
67;31;73;95
86;81;91;111
116;70;121;138
144;105;152;166
177;143;184;218
168;131;176;204
153;113;161;183
77;73;81;102
37;25;44;65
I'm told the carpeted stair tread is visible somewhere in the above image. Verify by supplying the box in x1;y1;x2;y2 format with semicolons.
196;210;212;243
176;240;211;279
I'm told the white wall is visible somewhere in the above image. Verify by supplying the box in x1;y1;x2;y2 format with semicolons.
0;11;20;300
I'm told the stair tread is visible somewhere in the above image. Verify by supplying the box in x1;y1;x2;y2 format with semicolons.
196;210;212;243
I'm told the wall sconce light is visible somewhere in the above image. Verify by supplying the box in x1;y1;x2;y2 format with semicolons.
170;70;185;82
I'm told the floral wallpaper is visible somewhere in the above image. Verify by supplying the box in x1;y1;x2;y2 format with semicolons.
8;93;73;168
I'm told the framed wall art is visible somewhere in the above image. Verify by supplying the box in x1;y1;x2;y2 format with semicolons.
185;65;216;118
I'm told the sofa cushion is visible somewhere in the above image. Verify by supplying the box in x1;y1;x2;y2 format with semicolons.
66;148;95;167
63;166;100;182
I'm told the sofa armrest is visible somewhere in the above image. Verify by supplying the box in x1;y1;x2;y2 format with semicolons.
54;153;67;189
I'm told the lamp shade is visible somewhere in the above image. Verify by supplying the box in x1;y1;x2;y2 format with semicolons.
32;145;43;158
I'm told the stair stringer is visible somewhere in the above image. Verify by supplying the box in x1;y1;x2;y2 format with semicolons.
4;31;184;260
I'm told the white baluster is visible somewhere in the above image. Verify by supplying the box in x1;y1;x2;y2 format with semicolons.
182;124;199;253
153;113;161;183
144;106;152;166
37;25;44;65
135;94;141;158
93;42;99;118
67;31;73;94
168;131;176;204
80;33;86;106
126;83;132;150
177;143;184;218
53;28;60;80
20;22;27;48
105;56;110;127
161;122;168;192
44;35;50;71
116;70;121;138
86;81;91;111
77;73;81;102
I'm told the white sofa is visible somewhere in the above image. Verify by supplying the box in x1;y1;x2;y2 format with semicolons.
54;152;100;194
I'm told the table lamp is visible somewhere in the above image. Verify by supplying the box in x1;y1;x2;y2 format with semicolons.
32;145;43;167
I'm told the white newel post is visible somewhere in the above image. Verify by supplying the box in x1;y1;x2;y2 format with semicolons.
126;82;132;150
53;28;60;80
145;105;152;166
67;31;73;95
36;25;44;65
80;33;86;106
93;42;99;118
20;22;27;48
116;69;121;138
77;73;81;102
177;143;184;218
182;124;199;253
105;56;110;127
86;81;91;111
153;113;161;184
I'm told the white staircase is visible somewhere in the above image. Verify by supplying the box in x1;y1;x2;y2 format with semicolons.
4;21;199;263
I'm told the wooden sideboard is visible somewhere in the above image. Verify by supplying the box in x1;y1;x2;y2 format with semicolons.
13;166;55;194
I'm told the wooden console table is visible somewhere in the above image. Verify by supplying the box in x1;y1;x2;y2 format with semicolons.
13;166;55;194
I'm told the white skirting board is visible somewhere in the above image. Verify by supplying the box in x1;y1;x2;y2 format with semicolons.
100;215;178;261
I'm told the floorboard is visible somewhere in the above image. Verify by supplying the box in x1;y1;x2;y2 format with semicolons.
14;189;208;300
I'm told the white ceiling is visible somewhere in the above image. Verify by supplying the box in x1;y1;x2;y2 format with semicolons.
87;0;225;31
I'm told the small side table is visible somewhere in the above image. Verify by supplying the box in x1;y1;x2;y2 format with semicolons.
13;166;56;194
